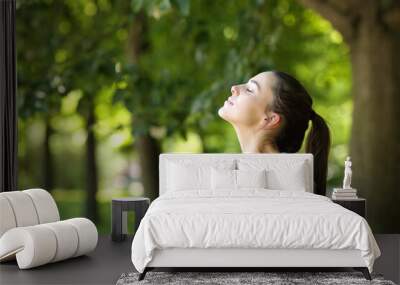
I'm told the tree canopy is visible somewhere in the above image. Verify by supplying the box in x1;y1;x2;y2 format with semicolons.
16;0;355;232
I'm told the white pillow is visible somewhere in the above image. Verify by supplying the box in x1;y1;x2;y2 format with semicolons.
167;159;235;191
167;162;208;191
237;169;267;189
211;168;268;190
237;159;308;191
211;168;236;190
266;167;307;191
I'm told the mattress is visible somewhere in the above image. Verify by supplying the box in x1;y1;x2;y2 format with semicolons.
131;189;381;273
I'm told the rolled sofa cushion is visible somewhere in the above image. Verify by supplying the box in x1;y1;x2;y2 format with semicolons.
0;218;98;269
41;221;79;262
0;191;40;228
64;218;98;257
0;225;57;268
0;196;17;237
23;188;60;224
0;189;60;238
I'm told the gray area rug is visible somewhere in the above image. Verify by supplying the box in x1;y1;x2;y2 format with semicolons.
116;271;396;285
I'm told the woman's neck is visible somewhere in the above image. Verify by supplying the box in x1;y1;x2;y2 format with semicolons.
233;125;279;154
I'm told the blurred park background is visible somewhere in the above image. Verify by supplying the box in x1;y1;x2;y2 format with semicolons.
16;0;399;234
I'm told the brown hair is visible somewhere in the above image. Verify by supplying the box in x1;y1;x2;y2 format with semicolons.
269;71;331;196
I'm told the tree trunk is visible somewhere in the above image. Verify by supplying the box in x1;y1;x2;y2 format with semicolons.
349;7;400;233
299;0;400;233
135;134;160;201
85;98;98;222
128;12;161;201
43;116;54;192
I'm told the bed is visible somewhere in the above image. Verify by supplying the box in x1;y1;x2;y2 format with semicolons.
131;153;381;281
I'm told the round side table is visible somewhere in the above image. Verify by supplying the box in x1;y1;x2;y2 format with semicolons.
111;197;150;242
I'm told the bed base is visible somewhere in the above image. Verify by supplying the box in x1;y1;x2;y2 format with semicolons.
138;267;371;281
138;248;372;281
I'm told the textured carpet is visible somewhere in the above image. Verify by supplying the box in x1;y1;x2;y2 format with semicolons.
116;271;396;285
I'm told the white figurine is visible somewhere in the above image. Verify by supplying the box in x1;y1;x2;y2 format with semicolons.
342;156;352;189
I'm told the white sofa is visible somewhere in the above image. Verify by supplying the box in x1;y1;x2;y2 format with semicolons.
0;188;98;269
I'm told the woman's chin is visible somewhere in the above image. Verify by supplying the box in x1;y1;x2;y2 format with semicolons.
217;107;229;121
218;107;236;124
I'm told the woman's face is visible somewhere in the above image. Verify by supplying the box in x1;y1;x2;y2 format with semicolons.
218;71;277;127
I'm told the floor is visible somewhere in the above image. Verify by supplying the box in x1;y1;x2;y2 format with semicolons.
0;235;399;285
0;236;134;285
374;234;400;284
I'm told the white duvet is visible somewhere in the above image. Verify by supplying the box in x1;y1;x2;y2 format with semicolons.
131;189;381;273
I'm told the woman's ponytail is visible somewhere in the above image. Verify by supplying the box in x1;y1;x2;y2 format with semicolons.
305;110;331;196
269;71;331;196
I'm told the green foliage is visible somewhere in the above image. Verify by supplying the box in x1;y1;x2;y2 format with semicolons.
17;0;353;225
132;0;190;16
136;0;351;178
16;0;132;118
